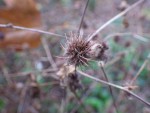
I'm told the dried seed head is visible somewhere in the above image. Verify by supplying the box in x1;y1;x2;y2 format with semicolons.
64;35;91;66
88;41;108;61
62;34;109;66
68;73;82;91
57;64;75;79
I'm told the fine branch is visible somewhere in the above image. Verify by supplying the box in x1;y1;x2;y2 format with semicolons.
88;0;145;41
0;23;65;38
77;70;150;107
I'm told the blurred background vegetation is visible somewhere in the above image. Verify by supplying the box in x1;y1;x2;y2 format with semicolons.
0;0;150;113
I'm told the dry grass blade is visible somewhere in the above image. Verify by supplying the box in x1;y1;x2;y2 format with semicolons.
88;0;145;41
0;23;65;38
77;70;150;107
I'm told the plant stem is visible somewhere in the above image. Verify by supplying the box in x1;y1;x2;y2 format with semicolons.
88;0;145;41
0;23;65;38
77;70;150;107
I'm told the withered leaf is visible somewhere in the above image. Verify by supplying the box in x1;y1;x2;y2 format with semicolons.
0;0;41;50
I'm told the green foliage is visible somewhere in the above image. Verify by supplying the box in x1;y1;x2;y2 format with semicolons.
112;17;124;27
141;8;150;20
138;67;149;86
61;0;72;7
85;85;110;112
88;0;96;11
85;97;103;111
36;75;45;84
66;102;75;112
0;98;5;111
122;47;135;70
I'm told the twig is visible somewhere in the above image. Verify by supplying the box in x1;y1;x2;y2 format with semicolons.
104;32;149;42
71;90;90;113
59;98;65;113
59;86;66;113
100;63;119;113
77;70;150;107
77;0;90;34
2;68;13;85
0;23;65;38
130;53;150;85
70;83;96;113
42;38;58;69
105;56;122;67
17;80;29;113
5;68;58;79
38;81;59;87
28;106;39;113
88;0;145;41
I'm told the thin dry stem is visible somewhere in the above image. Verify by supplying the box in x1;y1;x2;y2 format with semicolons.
77;0;90;34
100;63;119;113
71;89;90;113
0;23;65;38
104;32;148;42
17;80;29;113
88;0;145;41
5;68;57;79
77;70;150;107
59;86;66;113
70;83;97;113
59;99;65;113
130;54;149;85
2;68;13;85
42;38;58;69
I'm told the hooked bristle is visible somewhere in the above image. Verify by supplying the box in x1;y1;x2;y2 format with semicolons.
64;34;91;66
62;33;109;66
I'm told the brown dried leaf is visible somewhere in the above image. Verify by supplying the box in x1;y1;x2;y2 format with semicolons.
0;0;41;50
0;30;41;51
57;64;75;79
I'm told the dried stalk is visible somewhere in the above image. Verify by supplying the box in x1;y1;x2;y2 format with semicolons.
0;23;65;38
42;38;58;69
17;80;29;113
104;32;148;42
71;90;90;113
88;0;145;41
100;63;119;113
77;70;150;107
130;53;150;85
5;68;58;80
77;0;90;34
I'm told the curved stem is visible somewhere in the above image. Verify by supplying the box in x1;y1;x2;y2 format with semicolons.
77;70;150;107
77;0;90;34
0;23;65;38
88;0;145;41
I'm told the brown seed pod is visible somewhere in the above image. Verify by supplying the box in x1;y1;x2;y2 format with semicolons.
68;72;83;92
63;34;109;66
64;34;91;66
88;41;108;61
